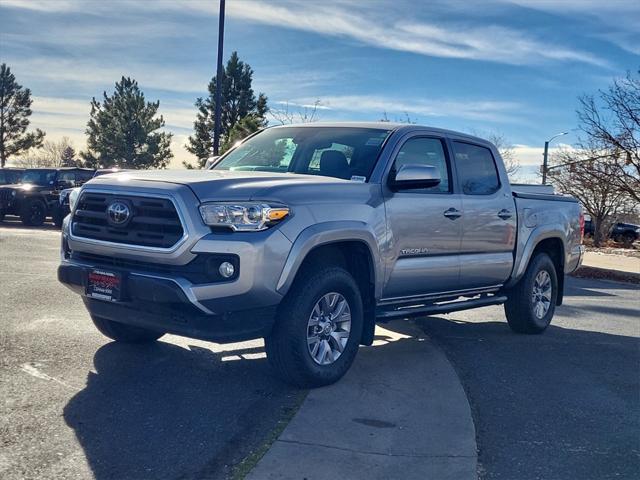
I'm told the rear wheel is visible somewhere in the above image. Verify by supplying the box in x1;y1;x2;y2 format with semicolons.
20;199;47;226
265;266;363;388
91;315;164;343
505;253;558;334
621;232;636;248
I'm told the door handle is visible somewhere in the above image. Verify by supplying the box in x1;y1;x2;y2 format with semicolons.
498;209;513;220
443;208;462;220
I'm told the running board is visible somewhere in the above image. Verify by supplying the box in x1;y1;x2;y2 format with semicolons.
376;295;508;321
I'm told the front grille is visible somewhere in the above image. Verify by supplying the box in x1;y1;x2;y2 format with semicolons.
71;192;184;248
0;188;13;204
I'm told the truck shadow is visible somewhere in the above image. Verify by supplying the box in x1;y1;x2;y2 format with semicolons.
62;340;302;479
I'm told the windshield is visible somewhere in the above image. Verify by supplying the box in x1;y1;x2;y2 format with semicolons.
21;169;56;186
212;127;393;181
0;170;23;184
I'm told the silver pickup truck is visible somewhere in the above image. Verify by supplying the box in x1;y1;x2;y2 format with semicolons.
58;123;584;387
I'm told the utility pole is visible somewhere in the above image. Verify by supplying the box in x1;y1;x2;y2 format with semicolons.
542;141;550;185
213;0;226;156
541;131;568;184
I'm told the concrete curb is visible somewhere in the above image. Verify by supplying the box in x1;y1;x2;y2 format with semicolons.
247;321;477;480
571;266;640;284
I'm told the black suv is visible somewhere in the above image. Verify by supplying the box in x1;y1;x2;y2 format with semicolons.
54;168;130;227
584;220;640;247
0;168;94;226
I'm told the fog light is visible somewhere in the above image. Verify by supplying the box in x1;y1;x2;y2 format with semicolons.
219;261;235;278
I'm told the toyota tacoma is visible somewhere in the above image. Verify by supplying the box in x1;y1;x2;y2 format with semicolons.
58;123;584;387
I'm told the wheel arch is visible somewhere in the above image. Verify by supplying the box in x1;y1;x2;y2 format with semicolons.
276;222;382;345
508;230;566;305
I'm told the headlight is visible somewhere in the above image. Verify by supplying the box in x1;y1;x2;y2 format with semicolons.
68;188;81;211
199;202;289;231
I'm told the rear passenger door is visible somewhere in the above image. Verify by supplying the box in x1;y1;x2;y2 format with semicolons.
382;135;463;299
452;141;516;290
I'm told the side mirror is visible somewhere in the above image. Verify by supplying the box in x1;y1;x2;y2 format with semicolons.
389;164;441;190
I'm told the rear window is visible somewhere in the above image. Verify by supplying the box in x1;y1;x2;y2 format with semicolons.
213;127;392;181
453;142;500;195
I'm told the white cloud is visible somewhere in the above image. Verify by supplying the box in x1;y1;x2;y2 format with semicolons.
220;0;607;67
3;0;608;67
290;94;523;123
8;57;208;94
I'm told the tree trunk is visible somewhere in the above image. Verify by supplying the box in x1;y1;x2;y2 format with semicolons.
592;216;609;247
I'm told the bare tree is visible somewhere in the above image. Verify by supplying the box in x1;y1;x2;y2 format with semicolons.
15;137;75;168
485;133;520;179
270;99;322;125
549;145;634;246
577;69;639;202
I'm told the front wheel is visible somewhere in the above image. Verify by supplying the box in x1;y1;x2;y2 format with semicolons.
20;199;47;226
504;253;558;334
265;266;363;388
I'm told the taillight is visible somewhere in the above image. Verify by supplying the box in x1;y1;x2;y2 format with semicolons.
579;211;585;243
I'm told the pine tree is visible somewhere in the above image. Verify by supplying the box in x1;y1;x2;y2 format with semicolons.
61;145;77;167
0;63;45;167
82;77;172;169
187;52;268;168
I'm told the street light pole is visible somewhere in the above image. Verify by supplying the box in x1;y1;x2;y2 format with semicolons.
541;131;568;185
213;0;226;156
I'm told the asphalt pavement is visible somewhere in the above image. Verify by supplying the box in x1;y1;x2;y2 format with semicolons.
1;221;639;480
417;277;639;480
0;222;304;480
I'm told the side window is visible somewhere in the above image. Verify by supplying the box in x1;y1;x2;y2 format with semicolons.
453;142;500;195
393;137;450;193
58;172;76;187
77;171;94;184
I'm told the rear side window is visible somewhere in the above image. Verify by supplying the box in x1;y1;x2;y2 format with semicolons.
453;142;500;195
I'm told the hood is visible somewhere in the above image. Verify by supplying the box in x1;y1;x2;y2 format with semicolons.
89;169;356;202
0;183;46;193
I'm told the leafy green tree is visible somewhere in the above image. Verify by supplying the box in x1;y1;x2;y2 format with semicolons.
82;77;172;169
0;63;45;167
187;51;268;168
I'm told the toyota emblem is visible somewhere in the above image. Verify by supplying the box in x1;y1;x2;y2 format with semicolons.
107;201;131;226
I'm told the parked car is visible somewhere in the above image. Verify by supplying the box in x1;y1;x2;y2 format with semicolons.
584;220;640;246
54;168;131;228
58;123;584;387
0;167;94;226
0;168;24;186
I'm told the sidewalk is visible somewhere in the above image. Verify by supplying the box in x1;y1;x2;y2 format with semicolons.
247;321;477;480
582;251;640;274
574;251;640;283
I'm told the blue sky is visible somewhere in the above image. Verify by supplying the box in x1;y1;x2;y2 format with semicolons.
1;0;639;176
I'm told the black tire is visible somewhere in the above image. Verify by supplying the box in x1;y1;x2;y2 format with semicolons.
265;266;363;388
91;315;164;343
0;210;5;222
621;233;636;248
504;253;558;334
52;211;64;228
20;198;47;226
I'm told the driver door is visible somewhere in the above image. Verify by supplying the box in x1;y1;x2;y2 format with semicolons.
382;136;462;300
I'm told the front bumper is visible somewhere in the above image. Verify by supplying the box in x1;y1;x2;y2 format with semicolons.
58;261;277;343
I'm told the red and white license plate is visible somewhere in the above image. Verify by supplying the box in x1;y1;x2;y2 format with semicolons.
86;269;122;302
